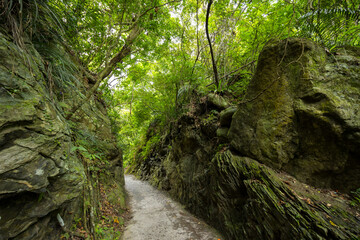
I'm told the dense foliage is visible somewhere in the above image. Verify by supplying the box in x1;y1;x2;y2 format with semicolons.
3;0;359;165
98;0;359;166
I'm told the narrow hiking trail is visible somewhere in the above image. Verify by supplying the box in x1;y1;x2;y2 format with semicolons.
122;175;223;240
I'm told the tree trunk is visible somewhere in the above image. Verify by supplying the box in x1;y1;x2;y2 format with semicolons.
205;0;219;90
66;24;142;120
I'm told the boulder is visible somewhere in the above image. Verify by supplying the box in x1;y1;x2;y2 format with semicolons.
207;93;230;110
219;106;238;127
229;38;360;192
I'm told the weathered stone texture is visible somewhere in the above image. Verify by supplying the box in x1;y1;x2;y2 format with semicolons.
0;32;121;239
229;38;360;192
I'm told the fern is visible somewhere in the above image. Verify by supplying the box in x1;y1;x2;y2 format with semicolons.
1;0;64;45
34;42;79;88
298;6;360;48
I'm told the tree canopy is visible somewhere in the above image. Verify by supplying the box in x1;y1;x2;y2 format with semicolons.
3;0;359;164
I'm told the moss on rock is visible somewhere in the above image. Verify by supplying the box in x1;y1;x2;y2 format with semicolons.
0;28;123;239
229;38;360;192
131;38;360;240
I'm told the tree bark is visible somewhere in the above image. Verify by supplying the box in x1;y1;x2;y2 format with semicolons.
205;0;219;90
65;24;142;120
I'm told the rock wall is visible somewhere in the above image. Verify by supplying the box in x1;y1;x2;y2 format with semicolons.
0;31;122;239
229;38;360;192
132;39;360;239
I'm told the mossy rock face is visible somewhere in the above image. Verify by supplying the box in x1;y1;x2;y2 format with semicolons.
229;38;360;193
206;151;360;240
216;127;229;142
133;38;360;240
0;32;85;239
219;106;238;127
136;124;360;239
0;30;123;239
208;93;230;110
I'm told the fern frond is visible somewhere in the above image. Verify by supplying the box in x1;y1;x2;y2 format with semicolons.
1;0;65;47
298;7;360;47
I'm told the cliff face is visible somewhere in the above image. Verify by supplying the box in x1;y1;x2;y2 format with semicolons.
132;39;360;239
229;38;360;193
0;31;123;239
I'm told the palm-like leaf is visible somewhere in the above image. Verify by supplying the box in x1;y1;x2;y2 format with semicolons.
298;7;360;48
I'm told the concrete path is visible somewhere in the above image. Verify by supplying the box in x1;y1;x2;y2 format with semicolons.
122;175;223;240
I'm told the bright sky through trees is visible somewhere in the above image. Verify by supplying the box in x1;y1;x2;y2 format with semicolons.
34;0;359;163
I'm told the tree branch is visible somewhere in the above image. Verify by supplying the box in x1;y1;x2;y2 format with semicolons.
65;24;142;120
220;60;255;82
65;0;181;120
138;0;182;20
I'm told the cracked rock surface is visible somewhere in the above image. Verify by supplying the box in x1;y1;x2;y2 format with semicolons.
0;30;121;239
